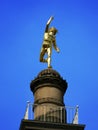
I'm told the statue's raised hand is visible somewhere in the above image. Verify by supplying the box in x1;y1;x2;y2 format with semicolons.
47;16;54;24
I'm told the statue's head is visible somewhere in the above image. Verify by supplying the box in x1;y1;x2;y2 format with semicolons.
49;27;58;35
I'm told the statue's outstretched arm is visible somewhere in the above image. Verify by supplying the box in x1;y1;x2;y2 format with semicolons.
45;16;54;32
53;40;60;53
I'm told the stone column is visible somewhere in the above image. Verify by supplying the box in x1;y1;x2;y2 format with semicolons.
30;68;68;123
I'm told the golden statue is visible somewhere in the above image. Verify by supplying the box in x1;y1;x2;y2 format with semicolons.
40;16;60;68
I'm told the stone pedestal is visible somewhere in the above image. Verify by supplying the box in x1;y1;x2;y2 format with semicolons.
30;68;68;123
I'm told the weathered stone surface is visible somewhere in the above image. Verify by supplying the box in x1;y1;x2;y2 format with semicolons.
30;68;68;123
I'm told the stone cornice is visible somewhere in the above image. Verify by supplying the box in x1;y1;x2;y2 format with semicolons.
30;69;67;94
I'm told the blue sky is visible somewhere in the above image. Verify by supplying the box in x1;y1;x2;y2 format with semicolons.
0;0;98;129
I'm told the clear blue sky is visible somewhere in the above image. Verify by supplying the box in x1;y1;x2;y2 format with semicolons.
0;0;98;129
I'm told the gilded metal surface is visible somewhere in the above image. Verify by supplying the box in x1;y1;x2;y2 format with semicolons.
40;16;60;68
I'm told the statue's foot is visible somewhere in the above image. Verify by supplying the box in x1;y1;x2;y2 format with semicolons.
48;65;52;68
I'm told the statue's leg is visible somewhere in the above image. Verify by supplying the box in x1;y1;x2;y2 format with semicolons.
47;47;52;68
40;48;47;62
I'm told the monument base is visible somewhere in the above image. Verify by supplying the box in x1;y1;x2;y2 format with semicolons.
20;119;85;130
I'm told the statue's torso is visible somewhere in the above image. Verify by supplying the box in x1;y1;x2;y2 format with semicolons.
43;33;55;47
